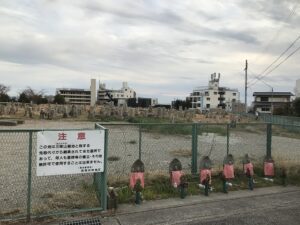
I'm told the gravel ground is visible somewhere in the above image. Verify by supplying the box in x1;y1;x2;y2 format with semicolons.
1;120;299;218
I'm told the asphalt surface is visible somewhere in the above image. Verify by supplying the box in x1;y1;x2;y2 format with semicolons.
99;186;300;225
8;186;297;225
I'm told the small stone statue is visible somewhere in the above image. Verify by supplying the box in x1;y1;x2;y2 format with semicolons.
204;174;210;196
133;179;143;204
179;175;188;199
280;167;287;187
246;168;254;191
220;172;228;194
107;187;118;212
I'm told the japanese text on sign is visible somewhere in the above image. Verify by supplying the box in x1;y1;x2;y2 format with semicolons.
36;130;104;176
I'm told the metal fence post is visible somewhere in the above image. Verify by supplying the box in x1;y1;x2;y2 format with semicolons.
26;131;33;222
139;125;142;160
100;129;108;211
191;123;198;174
266;123;272;158
227;124;230;155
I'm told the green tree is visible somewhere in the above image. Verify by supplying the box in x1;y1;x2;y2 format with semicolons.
53;94;65;104
293;98;300;116
18;92;30;103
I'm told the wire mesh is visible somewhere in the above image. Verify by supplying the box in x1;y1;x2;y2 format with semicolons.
30;131;100;217
140;124;192;175
229;123;267;172
0;131;29;219
260;114;300;126
272;124;300;167
197;124;228;171
105;124;140;181
105;124;193;179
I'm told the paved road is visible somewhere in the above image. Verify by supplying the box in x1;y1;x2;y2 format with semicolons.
101;187;300;225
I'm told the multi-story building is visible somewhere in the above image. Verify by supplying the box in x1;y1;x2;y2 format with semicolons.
252;92;294;113
56;80;159;107
187;73;240;112
97;82;136;106
56;88;91;105
56;79;97;105
295;79;300;98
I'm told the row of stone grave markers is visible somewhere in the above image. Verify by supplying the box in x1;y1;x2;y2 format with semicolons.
122;154;283;207
1;103;237;123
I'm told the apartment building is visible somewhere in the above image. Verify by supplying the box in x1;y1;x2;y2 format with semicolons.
187;73;240;112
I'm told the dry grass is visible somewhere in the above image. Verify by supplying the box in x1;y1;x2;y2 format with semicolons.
33;185;99;215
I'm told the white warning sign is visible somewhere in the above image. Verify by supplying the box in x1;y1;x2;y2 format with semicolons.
36;130;104;176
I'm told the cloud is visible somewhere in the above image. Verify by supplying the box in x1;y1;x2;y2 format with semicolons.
0;0;299;104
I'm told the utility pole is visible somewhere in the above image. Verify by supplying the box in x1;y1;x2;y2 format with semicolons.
244;60;248;113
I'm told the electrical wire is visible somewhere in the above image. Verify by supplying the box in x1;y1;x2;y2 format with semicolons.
252;2;299;63
254;34;300;81
247;2;299;87
248;44;300;87
248;34;300;86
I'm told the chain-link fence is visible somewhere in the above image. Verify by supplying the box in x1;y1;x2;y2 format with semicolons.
259;114;300;127
0;126;108;222
1;122;300;222
104;123;271;180
272;124;300;167
0;131;29;220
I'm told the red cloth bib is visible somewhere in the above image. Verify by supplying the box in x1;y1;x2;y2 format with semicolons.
223;164;234;179
264;162;274;176
200;169;212;184
171;170;184;187
244;162;254;176
130;172;145;189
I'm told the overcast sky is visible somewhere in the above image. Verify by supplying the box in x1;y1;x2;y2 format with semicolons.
0;0;299;104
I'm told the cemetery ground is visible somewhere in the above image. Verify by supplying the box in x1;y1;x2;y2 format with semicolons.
0;117;300;223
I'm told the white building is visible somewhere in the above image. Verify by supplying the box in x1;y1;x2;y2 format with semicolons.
187;73;240;112
295;79;300;98
97;82;136;106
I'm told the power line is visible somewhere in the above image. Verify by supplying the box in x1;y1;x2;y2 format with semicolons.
248;33;300;87
248;44;300;87
247;2;299;87
247;69;260;84
260;45;300;77
252;2;299;63
254;34;300;80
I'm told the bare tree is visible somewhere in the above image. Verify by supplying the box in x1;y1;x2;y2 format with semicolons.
0;84;10;102
18;87;47;104
0;84;10;95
